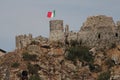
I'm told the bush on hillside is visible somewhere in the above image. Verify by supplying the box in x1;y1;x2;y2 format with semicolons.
29;75;41;80
11;62;20;68
65;46;93;63
97;71;110;80
27;63;40;75
22;52;37;61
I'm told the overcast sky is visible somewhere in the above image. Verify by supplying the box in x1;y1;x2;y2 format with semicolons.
0;0;120;52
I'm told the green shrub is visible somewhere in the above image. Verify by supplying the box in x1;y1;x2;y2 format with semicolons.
29;75;41;80
97;71;110;80
11;62;20;68
22;52;37;61
27;63;39;75
65;46;93;63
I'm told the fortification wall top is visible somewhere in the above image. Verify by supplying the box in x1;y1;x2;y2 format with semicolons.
81;15;115;31
49;20;64;31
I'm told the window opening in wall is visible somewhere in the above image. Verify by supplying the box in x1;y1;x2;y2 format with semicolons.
79;40;82;45
115;33;118;37
98;33;100;39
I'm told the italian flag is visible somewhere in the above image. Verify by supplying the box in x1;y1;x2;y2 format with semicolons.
47;10;55;18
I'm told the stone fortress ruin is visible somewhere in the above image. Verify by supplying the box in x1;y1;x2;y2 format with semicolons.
16;15;120;50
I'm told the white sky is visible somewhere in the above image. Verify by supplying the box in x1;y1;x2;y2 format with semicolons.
0;0;120;51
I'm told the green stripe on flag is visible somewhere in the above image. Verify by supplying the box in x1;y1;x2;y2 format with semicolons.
53;10;55;17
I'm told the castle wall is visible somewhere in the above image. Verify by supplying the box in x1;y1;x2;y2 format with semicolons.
16;34;32;49
15;15;120;50
77;15;119;49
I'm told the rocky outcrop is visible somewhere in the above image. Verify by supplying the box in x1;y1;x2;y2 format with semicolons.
110;66;120;80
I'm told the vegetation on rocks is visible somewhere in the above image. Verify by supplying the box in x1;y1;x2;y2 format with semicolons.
22;52;37;61
29;75;41;80
97;71;111;80
65;46;93;63
27;63;40;75
11;62;20;68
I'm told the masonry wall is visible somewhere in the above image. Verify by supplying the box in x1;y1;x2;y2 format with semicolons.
16;34;32;49
79;15;120;49
49;20;64;42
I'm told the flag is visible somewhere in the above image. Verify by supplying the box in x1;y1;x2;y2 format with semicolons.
47;10;55;18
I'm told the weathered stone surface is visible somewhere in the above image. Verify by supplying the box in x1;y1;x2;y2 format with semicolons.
107;46;120;65
16;34;32;49
110;66;120;80
49;20;64;42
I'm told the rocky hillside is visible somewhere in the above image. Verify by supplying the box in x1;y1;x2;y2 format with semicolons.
0;40;120;80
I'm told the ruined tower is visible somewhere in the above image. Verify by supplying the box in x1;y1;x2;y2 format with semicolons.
16;34;32;49
49;20;64;42
78;15;117;49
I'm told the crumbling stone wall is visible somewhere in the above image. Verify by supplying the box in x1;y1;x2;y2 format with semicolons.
48;15;120;49
16;34;32;49
77;15;120;49
16;15;120;50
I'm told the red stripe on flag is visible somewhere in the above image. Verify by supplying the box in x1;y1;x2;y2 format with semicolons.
47;12;52;18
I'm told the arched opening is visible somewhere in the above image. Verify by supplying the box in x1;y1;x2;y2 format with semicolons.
98;33;101;39
79;40;82;45
115;33;118;37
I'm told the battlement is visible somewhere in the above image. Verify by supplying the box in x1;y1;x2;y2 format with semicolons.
16;34;32;49
49;20;63;32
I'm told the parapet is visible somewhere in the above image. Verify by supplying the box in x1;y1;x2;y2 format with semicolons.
81;15;115;31
49;20;64;32
16;34;32;49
